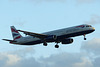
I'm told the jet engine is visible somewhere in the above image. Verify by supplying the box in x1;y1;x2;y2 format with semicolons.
61;38;73;44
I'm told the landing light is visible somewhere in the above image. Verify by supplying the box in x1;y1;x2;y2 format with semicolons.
92;27;95;31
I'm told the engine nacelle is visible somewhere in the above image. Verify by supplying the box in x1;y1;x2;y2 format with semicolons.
61;38;73;44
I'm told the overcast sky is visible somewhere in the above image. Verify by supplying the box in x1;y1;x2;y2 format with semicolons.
0;0;100;67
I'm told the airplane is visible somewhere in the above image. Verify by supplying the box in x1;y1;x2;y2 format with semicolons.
2;24;95;48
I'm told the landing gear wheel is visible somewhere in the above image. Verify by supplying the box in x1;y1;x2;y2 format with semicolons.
43;42;47;46
55;45;59;48
83;34;86;40
84;38;86;40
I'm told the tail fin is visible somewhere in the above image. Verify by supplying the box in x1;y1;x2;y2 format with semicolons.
11;26;22;40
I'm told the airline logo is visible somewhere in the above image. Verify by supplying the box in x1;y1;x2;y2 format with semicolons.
11;27;22;40
13;33;19;36
11;28;19;33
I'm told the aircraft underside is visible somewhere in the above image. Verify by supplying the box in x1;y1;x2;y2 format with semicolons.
21;29;94;48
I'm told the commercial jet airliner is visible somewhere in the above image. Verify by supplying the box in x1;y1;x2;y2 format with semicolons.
2;24;95;48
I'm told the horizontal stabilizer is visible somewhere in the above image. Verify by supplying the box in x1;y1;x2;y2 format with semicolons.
2;39;16;42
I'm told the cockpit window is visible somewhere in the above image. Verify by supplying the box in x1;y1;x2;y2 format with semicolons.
89;25;92;27
86;25;92;27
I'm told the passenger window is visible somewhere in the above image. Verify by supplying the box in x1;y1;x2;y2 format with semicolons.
86;26;89;27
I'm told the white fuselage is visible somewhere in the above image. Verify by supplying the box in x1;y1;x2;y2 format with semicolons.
13;24;95;45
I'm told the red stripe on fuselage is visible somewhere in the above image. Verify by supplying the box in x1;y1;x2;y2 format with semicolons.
14;36;21;40
76;25;84;28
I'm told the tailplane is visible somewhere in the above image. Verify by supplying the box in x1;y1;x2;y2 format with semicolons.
11;26;22;40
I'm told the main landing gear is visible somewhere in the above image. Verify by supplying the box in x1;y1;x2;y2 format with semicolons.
83;34;86;40
55;43;59;48
43;41;48;46
43;42;59;48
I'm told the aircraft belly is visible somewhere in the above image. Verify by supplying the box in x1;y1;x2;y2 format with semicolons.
21;40;42;45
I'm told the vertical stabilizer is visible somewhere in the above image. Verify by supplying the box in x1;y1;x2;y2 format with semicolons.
11;26;22;40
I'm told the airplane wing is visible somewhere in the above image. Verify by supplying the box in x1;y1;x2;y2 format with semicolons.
18;30;49;39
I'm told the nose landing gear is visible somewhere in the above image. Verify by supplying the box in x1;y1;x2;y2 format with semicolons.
83;34;86;40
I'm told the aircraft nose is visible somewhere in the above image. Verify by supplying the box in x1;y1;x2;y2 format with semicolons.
92;27;95;31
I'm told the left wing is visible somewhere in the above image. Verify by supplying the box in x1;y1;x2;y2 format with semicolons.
18;30;49;39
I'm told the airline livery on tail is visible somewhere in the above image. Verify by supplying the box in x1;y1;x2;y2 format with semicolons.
2;24;95;48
